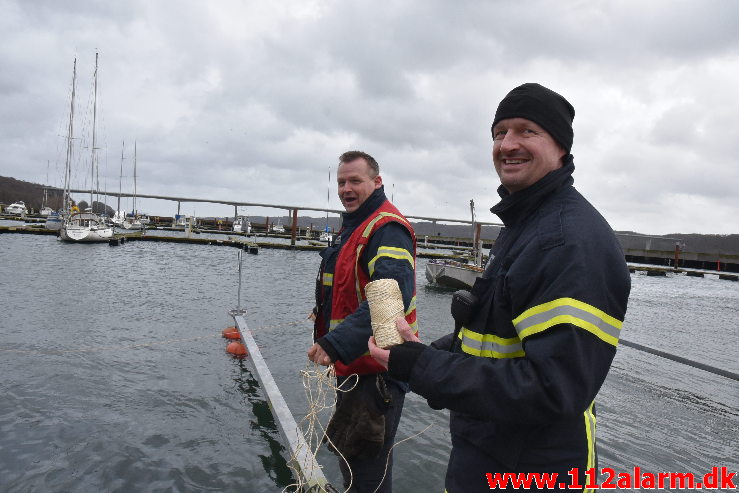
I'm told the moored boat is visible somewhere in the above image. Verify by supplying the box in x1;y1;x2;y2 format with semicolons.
60;212;114;242
425;259;484;290
4;201;28;215
45;211;63;230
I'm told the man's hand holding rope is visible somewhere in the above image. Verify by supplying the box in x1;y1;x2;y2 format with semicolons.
368;318;422;370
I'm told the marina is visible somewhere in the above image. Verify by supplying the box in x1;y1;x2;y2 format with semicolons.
0;230;737;491
2;5;739;491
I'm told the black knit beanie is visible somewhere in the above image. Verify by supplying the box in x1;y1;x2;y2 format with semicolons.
491;83;575;153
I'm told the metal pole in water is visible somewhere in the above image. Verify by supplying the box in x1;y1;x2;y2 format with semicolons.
236;249;244;315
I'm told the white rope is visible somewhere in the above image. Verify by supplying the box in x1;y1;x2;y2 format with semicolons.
282;363;359;493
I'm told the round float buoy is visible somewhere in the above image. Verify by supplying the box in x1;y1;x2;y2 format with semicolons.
226;342;247;357
221;326;240;339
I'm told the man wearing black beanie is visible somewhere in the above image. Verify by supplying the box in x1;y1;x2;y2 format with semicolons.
370;83;631;491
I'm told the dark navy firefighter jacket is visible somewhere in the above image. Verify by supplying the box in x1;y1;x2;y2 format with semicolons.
388;158;631;491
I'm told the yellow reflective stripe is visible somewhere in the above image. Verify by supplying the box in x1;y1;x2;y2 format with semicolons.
583;401;596;493
405;295;416;316
322;273;333;286
513;297;622;347
458;327;525;358
361;212;408;238
368;246;414;276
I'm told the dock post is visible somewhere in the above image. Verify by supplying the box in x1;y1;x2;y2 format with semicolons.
290;208;298;246
674;242;680;270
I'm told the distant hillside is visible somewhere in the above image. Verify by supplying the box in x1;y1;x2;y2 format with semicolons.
0;176;64;211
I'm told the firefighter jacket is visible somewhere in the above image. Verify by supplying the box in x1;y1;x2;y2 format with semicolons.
389;158;631;489
315;187;418;377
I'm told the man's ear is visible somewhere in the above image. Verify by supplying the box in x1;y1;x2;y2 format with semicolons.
374;175;383;189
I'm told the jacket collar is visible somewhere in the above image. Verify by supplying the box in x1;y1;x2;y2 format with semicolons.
341;186;387;229
491;155;575;227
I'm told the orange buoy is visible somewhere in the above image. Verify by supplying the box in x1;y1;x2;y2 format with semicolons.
222;326;239;339
226;342;247;357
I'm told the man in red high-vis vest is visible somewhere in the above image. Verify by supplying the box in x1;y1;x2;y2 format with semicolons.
308;150;417;493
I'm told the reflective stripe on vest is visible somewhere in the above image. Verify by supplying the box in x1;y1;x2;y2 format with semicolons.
405;295;417;316
512;297;622;347
458;327;525;359
368;246;414;277
329;201;417;376
361;212;409;238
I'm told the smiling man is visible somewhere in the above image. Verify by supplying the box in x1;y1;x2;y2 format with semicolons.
369;83;631;491
308;151;417;493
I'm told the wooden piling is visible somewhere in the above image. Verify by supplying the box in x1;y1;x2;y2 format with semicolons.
290;208;298;246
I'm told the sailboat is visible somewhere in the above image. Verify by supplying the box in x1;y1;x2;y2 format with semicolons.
121;142;145;230
319;167;332;242
40;161;54;216
60;52;113;243
119;142;152;230
47;59;77;232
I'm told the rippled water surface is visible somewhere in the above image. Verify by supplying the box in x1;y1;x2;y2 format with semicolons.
1;233;737;492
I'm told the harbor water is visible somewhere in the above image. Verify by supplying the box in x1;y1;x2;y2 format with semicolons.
1;232;737;492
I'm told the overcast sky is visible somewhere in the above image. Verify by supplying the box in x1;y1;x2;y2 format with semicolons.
2;0;738;234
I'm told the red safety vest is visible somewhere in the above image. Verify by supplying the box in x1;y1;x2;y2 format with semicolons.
326;200;417;376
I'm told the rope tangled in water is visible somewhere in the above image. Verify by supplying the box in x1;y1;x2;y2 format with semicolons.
282;361;433;493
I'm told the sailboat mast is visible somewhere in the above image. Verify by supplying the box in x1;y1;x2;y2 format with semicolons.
43;160;49;209
63;58;77;214
90;51;99;212
326;166;330;231
118;140;125;214
133;141;137;216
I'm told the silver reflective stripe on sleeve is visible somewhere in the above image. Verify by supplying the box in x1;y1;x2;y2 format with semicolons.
513;298;622;346
458;327;525;358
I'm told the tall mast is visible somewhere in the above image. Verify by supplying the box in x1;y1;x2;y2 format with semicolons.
43;160;49;209
63;58;77;214
133;141;137;216
326;166;330;231
118;140;125;214
90;51;99;212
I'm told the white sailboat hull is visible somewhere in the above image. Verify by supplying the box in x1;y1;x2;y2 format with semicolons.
60;225;114;242
60;213;114;243
121;219;144;230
